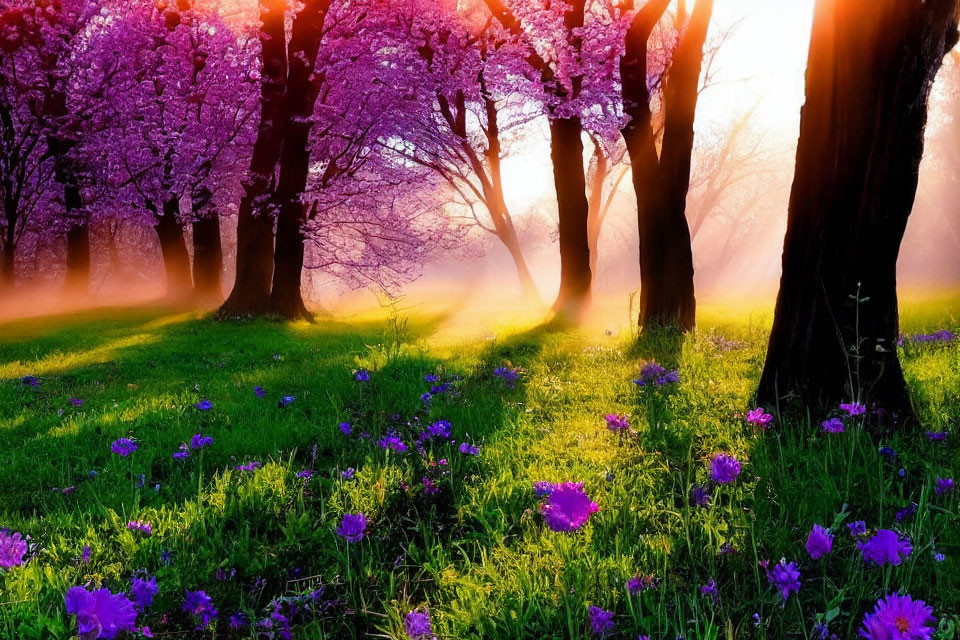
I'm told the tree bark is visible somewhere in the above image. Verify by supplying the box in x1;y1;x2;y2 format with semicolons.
218;0;287;317
191;214;222;303
154;197;193;300
549;116;592;321
0;229;13;289
757;0;959;420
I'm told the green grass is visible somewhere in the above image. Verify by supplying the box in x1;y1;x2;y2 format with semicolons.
0;296;958;639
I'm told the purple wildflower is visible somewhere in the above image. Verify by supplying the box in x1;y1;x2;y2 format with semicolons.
879;447;897;459
253;385;265;398
859;593;936;640
493;366;520;387
421;393;432;405
422;476;439;495
604;414;630;431
404;609;435;640
130;575;158;611
766;559;801;601
341;467;356;480
896;503;918;522
378;432;408;453
195;399;213;411
858;529;912;566
925;431;947;442
847;520;867;537
634;361;679;386
296;470;312;480
425;420;452;440
69;398;84;408
822;418;845;433
689;484;711;507
424;374;440;383
335;513;367;542
111;438;138;457
459;442;480;456
626;575;655;595
183;589;218;628
588;606;615;637
190;434;213;450
229;612;249;629
354;369;370;382
21;375;39;387
746;407;773;428
0;531;27;569
533;481;555;498
935;477;954;495
127;521;152;537
65;586;137;639
709;453;742;484
173;447;189;460
278;395;296;408
80;545;91;565
805;524;834;560
540;482;599;532
840;402;866;416
234;461;262;471
339;422;352;436
700;578;718;599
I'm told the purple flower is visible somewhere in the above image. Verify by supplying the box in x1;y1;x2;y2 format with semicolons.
859;593;936;640
378;432;408;453
354;369;370;382
195;399;213;411
69;398;84;408
604;414;630;431
190;434;213;450
634;361;679;386
766;559;801;601
341;467;356;480
847;520;867;537
253;385;265;398
935;477;954;495
533;481;555;498
127;521;152;537
805;524;833;560
822;418;845;434
425;420;452;440
130;575;158;611
700;578;718;599
80;545;91;565
229;612;249;629
746;407;773;428
296;470;312;479
588;606;615;637
173;449;189;460
459;442;480;456
420;393;432;404
234;461;262;471
493;366;520;387
0;531;27;569
709;454;742;484
925;431;947;442
21;375;39;387
278;395;296;408
339;422;352;436
65;586;137;639
896;503;918;522
336;513;367;542
111;438;138;457
689;484;711;507
404;609;434;639
424;374;440;383
540;482;599;532
183;589;218;628
626;574;655;595
879;447;897;459
858;529;912;566
840;402;866;416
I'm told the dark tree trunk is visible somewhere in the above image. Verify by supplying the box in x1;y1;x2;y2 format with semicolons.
549;116;592;321
0;234;12;289
60;180;89;296
192;215;222;303
218;0;287;317
268;0;332;321
154;198;193;300
757;0;959;420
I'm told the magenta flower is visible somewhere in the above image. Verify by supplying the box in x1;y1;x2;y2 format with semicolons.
840;402;866;416
821;418;845;433
858;529;912;566
766;559;801;601
111;438;138;457
746;407;773;428
422;476;439;495
859;593;936;640
404;609;434;639
604;414;630;431
0;530;27;569
805;524;833;560
64;586;138;639
588;606;615;637
540;482;599;532
336;513;367;542
709;454;742;484
127;521;152;537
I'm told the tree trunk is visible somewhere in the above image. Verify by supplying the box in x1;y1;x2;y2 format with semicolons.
499;216;539;301
549;116;592;321
0;234;13;289
61;182;89;296
192;214;222;303
218;0;287;317
154;198;193;300
757;0;959;420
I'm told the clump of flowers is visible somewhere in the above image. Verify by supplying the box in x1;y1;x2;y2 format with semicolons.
459;442;480;456
111;438;138;457
0;530;27;569
21;375;39;387
746;407;773;429
899;329;957;345
533;481;555;498
183;589;218;629
935;477;954;495
253;385;265;398
493;365;522;388
127;521;152;537
821;418;845;434
422;476;439;495
805;524;833;560
626;574;656;595
766;559;801;601
709;453;742;484
354;369;371;382
190;434;213;450
859;593;936;640
587;606;615;637
404;609;435;640
130;575;158;611
925;431;947;442
689;484;711;508
633;361;679;386
604;414;630;431
65;586;137;639
341;468;356;480
195;399;213;411
858;529;912;566
173;447;189;460
235;461;262;471
540;482;599;532
336;513;367;542
847;520;867;537
378;432;408;453
840;401;866;416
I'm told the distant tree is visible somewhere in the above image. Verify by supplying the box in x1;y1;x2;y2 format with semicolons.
757;0;959;419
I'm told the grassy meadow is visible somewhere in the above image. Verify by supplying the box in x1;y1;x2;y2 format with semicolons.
0;293;958;639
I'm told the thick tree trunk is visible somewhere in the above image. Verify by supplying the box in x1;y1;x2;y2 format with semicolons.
757;0;959;420
549;116;592;321
154;198;193;300
0;236;12;289
218;0;287;317
61;181;89;296
192;214;222;303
